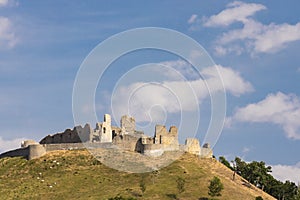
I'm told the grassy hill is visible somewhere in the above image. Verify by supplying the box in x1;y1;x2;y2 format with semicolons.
0;149;276;200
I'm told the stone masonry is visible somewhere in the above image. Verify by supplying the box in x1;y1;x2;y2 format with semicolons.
0;114;213;160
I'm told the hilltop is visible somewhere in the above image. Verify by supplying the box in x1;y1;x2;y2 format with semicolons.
0;149;275;200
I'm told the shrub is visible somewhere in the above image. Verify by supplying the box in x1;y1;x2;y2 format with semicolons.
208;176;224;197
176;177;186;194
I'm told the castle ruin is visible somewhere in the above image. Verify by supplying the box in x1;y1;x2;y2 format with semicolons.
0;114;213;160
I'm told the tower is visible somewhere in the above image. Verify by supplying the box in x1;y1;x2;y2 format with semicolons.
99;114;112;143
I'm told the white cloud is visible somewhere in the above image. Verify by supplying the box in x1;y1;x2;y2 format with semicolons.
0;16;17;48
214;45;244;56
0;0;9;7
230;92;300;139
111;64;253;122
188;14;198;24
200;1;300;54
242;146;250;153
203;1;266;27
0;0;18;7
202;65;254;96
0;137;26;153
217;19;300;54
254;22;300;53
158;60;200;80
272;163;300;184
218;19;264;44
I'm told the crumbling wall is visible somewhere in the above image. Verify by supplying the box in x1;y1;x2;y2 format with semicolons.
76;124;93;142
120;115;136;134
185;138;201;155
40;128;82;144
98;114;112;143
141;136;154;144
154;125;179;146
21;140;38;148
154;125;167;144
0;113;213;160
201;143;213;158
161;126;179;146
113;134;143;152
111;126;122;138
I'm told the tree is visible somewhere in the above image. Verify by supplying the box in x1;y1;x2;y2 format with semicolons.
219;156;233;170
234;157;272;191
233;157;300;200
294;185;300;200
208;176;224;197
176;177;185;194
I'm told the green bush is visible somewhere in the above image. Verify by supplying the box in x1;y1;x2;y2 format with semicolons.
208;176;224;197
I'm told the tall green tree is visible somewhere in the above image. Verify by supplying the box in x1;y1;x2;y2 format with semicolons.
219;156;233;170
234;157;299;200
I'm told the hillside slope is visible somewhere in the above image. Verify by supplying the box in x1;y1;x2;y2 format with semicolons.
0;149;276;200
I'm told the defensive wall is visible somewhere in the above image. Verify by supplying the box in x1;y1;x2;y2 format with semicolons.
0;114;213;160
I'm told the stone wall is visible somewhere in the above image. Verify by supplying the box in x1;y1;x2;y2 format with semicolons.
121;115;136;134
113;134;143;152
154;125;179;146
28;144;46;160
185;138;201;155
102;114;113;142
0;143;46;160
40;123;94;144
0;114;213;160
143;143;179;156
201;143;213;158
76;124;93;142
21;140;38;148
42;142;114;152
40;128;81;144
143;144;165;156
0;147;29;159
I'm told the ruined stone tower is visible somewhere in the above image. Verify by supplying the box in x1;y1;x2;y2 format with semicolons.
154;125;179;146
120;115;136;134
97;114;112;143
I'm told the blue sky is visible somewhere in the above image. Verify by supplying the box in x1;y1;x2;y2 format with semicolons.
0;0;300;183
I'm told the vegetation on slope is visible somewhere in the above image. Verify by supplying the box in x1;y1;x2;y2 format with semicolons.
0;149;275;200
219;156;300;200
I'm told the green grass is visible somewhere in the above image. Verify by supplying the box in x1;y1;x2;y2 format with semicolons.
0;150;275;200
